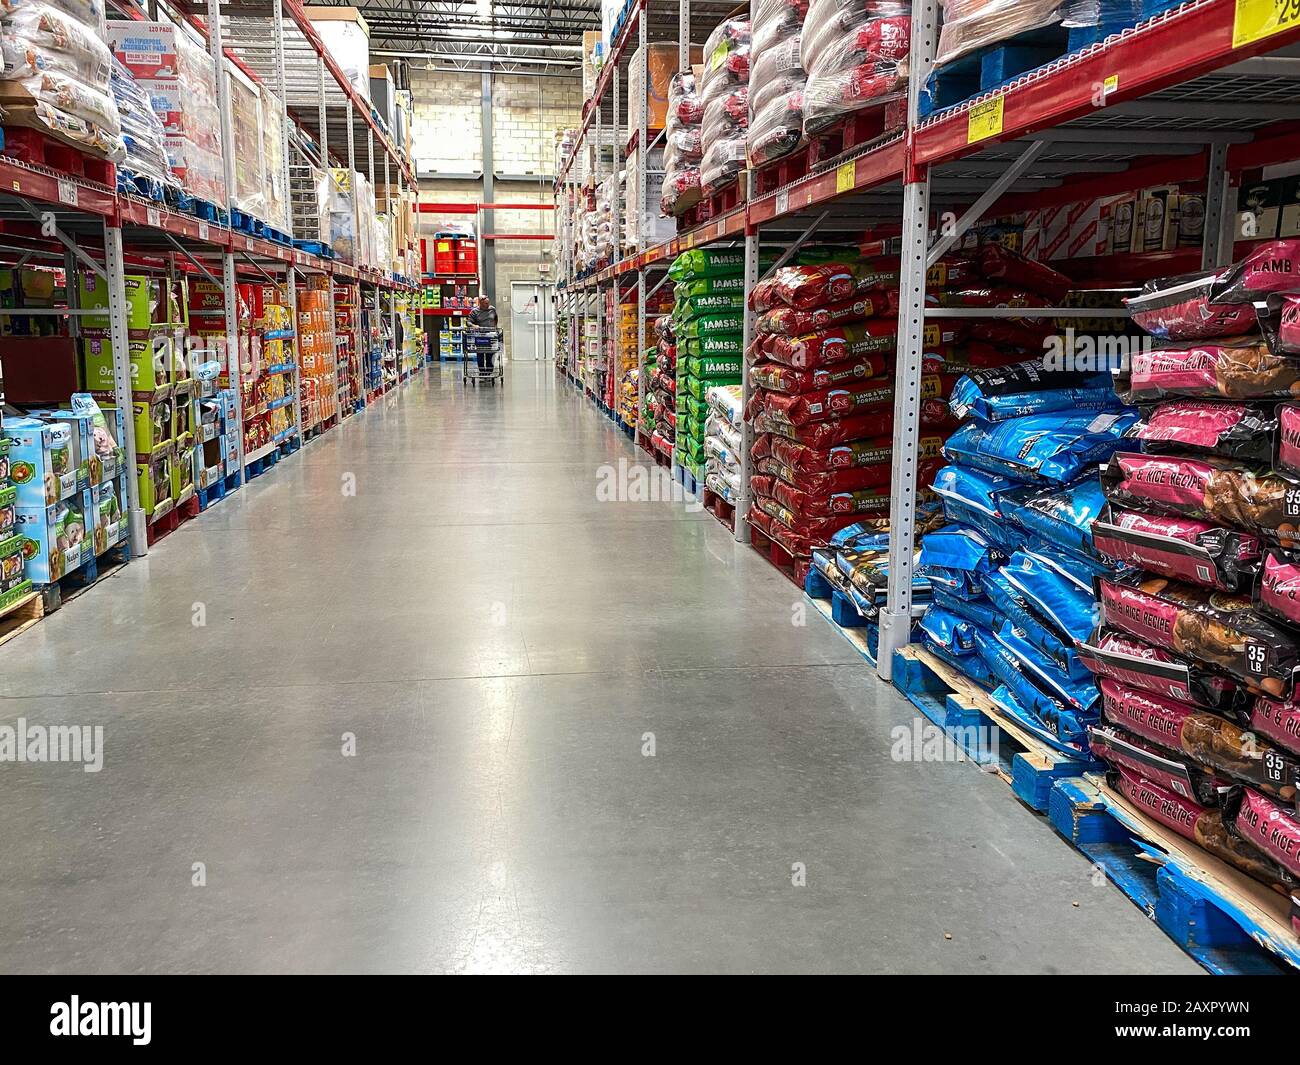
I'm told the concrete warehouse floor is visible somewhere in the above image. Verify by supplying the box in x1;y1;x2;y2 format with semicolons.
0;362;1200;974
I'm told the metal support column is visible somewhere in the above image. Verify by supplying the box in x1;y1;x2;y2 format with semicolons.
273;0;301;442
613;66;622;264
679;0;690;70
481;72;496;307
878;0;938;680
318;57;328;166
1202;141;1235;271
736;188;758;545
102;224;146;556
221;250;247;481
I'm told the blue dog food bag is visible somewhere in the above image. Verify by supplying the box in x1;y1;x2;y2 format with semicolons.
948;361;1123;424
943;410;1139;485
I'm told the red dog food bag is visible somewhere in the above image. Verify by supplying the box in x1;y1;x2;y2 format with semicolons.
1212;239;1300;305
1077;626;1249;715
1224;787;1300;878
1257;546;1300;629
1088;724;1228;806
1275;402;1300;477
1258;293;1300;356
749;354;888;394
1115;770;1298;892
1128;400;1275;464
1126;272;1256;340
1097;576;1300;696
771;263;861;310
1092;504;1260;592
767;320;901;369
1116;339;1300;403
755;457;892;495
756;290;899;336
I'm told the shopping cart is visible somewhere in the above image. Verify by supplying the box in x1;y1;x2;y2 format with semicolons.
463;327;504;386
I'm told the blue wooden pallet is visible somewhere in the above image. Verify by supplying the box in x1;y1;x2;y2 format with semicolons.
50;539;130;603
263;225;293;247
245;447;280;480
118;168;166;203
670;460;700;497
187;196;228;225
891;646;1099;809
293;239;334;258
230;208;265;237
279;433;302;456
198;469;241;510
805;568;881;668
1050;775;1296;975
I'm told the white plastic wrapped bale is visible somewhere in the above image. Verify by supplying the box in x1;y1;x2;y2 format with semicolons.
801;0;910;136
661;70;703;217
227;63;267;221
111;58;174;188
934;0;1064;67
328;168;358;263
748;0;808;167
704;383;744;503
698;17;750;194
0;0;122;159
260;88;289;232
306;5;370;101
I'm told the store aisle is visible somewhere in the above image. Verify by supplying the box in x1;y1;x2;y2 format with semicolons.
0;363;1198;974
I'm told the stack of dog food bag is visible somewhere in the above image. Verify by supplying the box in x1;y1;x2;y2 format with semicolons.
703;384;744;509
913;246;1139;761
669;249;747;479
661;71;704;218
801;0;910;137
747;0;807;168
698;17;751;197
644;315;678;460
746;243;948;569
1081;239;1300;929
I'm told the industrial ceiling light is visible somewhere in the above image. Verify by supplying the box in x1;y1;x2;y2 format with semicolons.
476;0;491;18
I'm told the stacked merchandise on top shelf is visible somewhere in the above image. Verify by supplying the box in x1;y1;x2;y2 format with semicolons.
669;248;747;478
661;70;704;218
1084;240;1300;931
297;280;335;431
0;0;123;160
748;0;808;169
801;0;910;137
914;245;1137;758
108;20;226;206
698;17;750;198
110;57;176;196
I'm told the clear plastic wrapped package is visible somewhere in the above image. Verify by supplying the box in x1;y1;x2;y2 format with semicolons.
2;0;106;36
662;70;705;216
698;17;750;193
227;62;267;219
261;87;289;232
749;0;808;167
0;1;122;158
933;0;1063;68
111;57;175;186
802;0;910;135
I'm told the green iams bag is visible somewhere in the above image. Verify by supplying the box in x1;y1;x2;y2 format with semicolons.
686;354;742;378
673;291;746;321
679;312;744;338
686;373;740;401
669;248;747;280
684;333;744;358
675;275;745;299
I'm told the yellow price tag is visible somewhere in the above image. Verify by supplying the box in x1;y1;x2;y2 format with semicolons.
1234;0;1300;47
966;95;1004;144
711;43;727;70
1103;74;1119;95
835;161;855;194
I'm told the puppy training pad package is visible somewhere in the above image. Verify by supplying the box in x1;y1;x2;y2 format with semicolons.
1098;576;1300;696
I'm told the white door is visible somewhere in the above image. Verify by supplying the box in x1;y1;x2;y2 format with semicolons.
509;281;555;361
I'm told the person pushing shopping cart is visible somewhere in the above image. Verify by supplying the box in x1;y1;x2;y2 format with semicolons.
464;295;504;386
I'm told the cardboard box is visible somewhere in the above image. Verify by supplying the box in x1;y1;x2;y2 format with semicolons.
1239;179;1280;241
1105;192;1138;254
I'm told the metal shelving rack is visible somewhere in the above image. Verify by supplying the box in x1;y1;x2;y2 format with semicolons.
7;0;420;559
555;0;1300;678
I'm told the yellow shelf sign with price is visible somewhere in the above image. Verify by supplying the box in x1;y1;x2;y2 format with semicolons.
966;95;1004;144
1234;0;1300;47
835;161;855;194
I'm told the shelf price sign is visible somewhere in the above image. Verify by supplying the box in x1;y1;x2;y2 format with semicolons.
835;161;855;194
966;95;1004;144
1234;0;1300;46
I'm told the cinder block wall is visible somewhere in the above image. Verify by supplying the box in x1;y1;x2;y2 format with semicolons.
410;70;582;354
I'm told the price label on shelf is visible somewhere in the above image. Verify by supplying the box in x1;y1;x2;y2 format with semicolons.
146;206;161;228
775;189;789;215
835;161;855;194
967;96;1004;144
1233;0;1300;47
57;178;78;207
198;221;209;241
